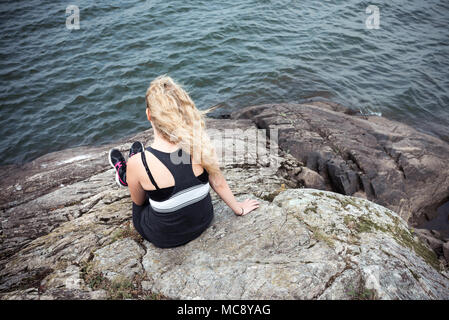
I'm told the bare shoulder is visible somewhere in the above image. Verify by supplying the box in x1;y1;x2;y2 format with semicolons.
127;152;142;170
127;151;158;190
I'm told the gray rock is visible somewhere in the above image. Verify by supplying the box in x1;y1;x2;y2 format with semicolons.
415;228;433;237
232;102;449;227
296;167;328;190
0;119;267;266
139;189;449;299
0;287;107;300
415;228;445;256
443;242;449;264
431;230;443;240
92;238;145;281
0;118;290;299
1;111;448;300
141;281;152;292
40;265;83;290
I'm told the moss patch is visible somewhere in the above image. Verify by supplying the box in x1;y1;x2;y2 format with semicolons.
328;194;363;210
304;202;318;215
307;191;440;270
344;215;381;234
343;214;440;270
308;225;335;248
393;227;440;271
310;192;366;211
261;183;286;202
347;284;377;300
80;261;166;300
110;221;143;245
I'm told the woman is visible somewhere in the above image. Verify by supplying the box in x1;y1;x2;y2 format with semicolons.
108;75;259;248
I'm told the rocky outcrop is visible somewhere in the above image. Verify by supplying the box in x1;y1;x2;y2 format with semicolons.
414;229;449;259
0;129;157;265
1;106;448;300
232;101;449;247
139;188;448;299
444;242;449;263
0;118;292;299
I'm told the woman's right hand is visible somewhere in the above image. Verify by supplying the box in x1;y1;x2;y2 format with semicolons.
233;199;260;216
208;171;260;217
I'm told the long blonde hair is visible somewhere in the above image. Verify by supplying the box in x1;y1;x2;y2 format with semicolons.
145;75;221;179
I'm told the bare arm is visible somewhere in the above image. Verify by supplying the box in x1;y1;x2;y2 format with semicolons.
209;171;259;216
126;155;146;206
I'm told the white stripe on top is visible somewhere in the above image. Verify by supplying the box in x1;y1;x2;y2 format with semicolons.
149;182;210;213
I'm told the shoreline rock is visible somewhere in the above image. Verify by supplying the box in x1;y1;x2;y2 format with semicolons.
232;101;449;234
1;103;448;300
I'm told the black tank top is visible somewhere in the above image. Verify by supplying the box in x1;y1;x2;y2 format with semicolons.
132;146;214;248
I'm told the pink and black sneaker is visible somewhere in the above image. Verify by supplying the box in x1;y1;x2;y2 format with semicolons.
129;141;144;159
108;148;128;187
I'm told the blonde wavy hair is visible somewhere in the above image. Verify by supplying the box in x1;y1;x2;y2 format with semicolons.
145;75;221;179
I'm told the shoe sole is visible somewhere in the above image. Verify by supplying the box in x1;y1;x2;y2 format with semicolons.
108;148;126;188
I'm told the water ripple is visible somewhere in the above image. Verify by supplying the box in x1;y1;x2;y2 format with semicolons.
1;0;449;165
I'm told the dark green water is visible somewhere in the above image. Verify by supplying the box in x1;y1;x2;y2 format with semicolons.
1;0;448;165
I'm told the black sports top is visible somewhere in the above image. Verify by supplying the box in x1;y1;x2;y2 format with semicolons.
132;146;214;248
